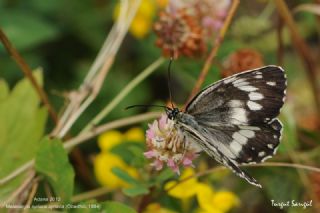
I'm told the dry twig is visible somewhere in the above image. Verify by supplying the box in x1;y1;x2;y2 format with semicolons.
51;0;142;138
0;29;58;123
274;0;320;116
185;0;240;107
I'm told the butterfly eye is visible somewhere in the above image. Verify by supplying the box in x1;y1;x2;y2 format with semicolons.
168;112;174;120
168;108;180;120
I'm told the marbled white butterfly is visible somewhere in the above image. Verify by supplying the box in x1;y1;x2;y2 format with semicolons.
165;65;286;187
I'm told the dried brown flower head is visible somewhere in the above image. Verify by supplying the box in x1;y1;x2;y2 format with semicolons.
154;9;205;58
154;0;230;58
221;48;265;77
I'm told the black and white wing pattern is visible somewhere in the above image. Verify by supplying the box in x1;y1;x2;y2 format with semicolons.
183;65;286;187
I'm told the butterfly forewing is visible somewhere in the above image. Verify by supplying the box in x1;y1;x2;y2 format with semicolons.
179;65;286;187
186;66;286;125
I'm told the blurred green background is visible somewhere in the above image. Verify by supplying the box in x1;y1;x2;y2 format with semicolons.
1;0;320;212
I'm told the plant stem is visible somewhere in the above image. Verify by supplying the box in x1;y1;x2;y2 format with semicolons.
81;57;165;133
52;0;142;138
0;160;34;186
23;180;39;212
0;29;58;124
1;170;35;208
274;0;320;116
0;111;161;186
185;0;239;107
166;162;320;192
65;111;161;150
277;14;284;66
71;187;111;203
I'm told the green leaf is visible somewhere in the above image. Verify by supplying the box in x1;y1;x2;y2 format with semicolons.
128;145;147;168
110;142;146;167
278;105;299;153
35;137;75;202
0;80;9;100
231;16;271;38
0;70;47;201
102;201;137;213
111;167;140;186
111;166;150;197
230;15;291;53
262;168;301;203
0;10;59;52
248;29;291;53
29;0;63;14
155;168;175;184
123;185;149;197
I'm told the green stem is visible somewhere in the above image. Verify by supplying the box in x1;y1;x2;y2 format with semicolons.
81;57;165;134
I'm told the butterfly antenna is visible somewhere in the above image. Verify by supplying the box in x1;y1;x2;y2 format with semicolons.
125;104;168;110
167;56;174;108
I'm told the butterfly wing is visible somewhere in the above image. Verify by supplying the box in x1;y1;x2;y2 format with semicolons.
186;65;286;125
183;66;286;186
179;120;262;187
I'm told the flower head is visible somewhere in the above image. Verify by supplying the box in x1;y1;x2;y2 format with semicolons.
154;0;230;58
144;114;200;174
154;8;206;58
196;183;240;213
195;0;231;35
221;48;264;77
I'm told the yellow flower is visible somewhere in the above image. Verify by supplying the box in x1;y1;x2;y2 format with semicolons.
93;152;138;190
130;15;152;39
143;203;178;213
124;127;145;142
98;127;144;151
164;168;199;199
196;183;240;213
163;167;239;212
98;130;123;151
113;0;158;39
137;0;155;18
95;127;144;189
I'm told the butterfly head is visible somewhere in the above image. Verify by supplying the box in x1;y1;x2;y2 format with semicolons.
166;107;180;120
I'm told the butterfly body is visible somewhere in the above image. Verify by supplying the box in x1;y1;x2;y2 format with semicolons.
165;65;286;187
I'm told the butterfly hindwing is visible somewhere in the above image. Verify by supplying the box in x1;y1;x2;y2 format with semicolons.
197;118;282;164
180;122;262;187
